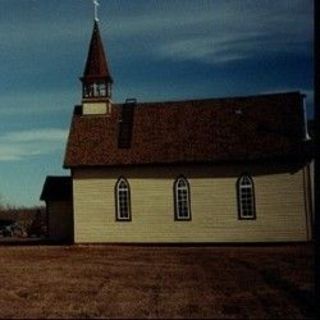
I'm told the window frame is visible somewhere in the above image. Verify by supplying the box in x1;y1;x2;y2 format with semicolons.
115;177;132;222
236;174;256;220
173;176;192;221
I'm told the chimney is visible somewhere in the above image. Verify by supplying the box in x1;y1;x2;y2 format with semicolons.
118;99;136;149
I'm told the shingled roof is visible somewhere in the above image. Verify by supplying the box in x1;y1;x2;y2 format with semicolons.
64;92;309;168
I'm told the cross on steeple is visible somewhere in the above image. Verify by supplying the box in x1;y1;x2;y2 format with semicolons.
93;0;100;22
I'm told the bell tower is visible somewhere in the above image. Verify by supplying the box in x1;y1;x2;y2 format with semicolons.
81;12;113;115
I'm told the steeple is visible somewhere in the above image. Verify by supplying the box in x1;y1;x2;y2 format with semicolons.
81;21;113;103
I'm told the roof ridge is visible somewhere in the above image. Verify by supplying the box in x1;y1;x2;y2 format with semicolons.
112;91;302;107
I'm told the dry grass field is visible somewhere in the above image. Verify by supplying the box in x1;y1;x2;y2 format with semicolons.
0;244;314;319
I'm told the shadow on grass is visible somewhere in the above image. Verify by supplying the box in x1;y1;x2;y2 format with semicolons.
262;269;315;318
235;258;315;319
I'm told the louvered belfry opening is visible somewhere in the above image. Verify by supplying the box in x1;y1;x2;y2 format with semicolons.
82;78;112;99
118;99;136;149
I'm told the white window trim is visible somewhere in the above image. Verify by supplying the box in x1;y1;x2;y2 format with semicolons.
175;177;191;221
238;175;256;220
116;177;131;221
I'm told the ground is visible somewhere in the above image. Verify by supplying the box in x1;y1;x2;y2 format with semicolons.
0;244;314;319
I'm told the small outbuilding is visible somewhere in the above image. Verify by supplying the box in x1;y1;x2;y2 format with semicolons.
40;176;73;243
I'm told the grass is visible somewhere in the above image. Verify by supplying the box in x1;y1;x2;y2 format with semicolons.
0;244;314;319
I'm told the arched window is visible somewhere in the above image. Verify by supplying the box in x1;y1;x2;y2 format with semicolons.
174;176;191;221
115;177;131;221
237;174;256;220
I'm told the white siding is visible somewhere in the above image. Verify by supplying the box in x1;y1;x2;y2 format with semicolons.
72;164;311;243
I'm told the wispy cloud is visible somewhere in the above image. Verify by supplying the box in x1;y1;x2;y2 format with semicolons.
0;128;68;161
151;0;313;65
156;32;310;65
156;33;261;65
0;91;76;116
1;0;312;66
1;129;67;143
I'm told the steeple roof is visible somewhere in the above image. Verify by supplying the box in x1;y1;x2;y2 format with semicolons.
82;21;113;82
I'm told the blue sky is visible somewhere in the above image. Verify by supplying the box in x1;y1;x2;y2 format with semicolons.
0;0;314;207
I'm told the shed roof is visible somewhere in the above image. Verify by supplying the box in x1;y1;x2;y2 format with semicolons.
40;176;72;201
64;91;308;168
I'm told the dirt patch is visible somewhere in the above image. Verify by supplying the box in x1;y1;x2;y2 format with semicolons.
0;244;314;319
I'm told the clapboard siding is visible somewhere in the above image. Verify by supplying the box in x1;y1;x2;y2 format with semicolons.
72;164;311;243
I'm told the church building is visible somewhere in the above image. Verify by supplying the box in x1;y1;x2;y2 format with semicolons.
41;19;313;244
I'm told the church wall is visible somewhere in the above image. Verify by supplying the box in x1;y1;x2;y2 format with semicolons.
72;163;311;243
309;160;315;222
